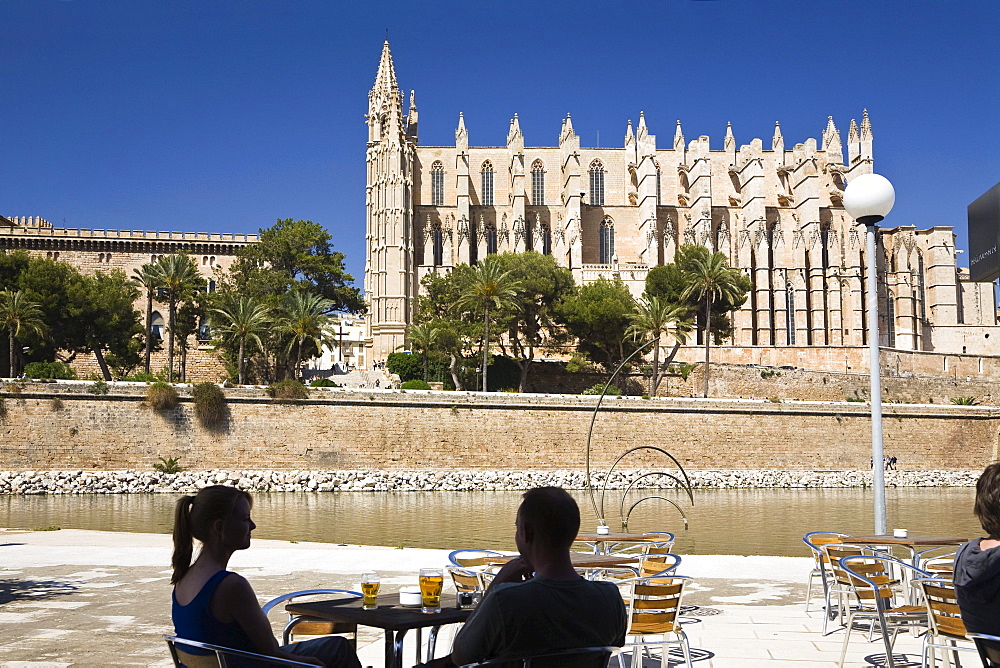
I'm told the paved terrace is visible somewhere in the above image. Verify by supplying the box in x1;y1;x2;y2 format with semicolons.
0;529;932;667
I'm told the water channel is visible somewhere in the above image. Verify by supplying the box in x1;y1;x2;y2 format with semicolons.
1;487;981;556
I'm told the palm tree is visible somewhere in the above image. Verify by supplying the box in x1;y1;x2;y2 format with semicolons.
212;295;272;385
131;263;162;374
681;252;748;398
455;261;521;392
0;290;46;378
626;295;691;396
151;254;203;382
406;322;441;382
278;291;335;380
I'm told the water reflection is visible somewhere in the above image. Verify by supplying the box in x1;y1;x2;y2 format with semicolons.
0;487;981;557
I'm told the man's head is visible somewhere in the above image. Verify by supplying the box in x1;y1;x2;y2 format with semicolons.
516;486;581;554
975;462;1000;538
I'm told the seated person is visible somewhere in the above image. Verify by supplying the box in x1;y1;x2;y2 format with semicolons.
955;462;1000;664
421;486;627;667
171;485;361;668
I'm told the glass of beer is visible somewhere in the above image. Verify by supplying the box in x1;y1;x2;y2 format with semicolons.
361;572;380;610
419;567;444;614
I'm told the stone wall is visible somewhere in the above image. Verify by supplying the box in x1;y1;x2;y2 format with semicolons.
1;382;996;472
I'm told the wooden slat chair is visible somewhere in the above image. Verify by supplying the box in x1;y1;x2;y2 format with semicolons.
260;589;362;646
914;578;977;668
607;533;675;557
803;531;850;614
966;633;1000;667
448;549;507;569
457;645;617;667
448;566;483;594
821;543;869;635
617;575;692;668
836;555;930;668
638;552;682;579
165;635;315;667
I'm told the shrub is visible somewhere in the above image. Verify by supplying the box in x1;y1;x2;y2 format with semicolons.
951;396;980;406
582;383;623;396
122;372;159;382
266;379;309;400
400;379;431;390
146;381;179;410
676;363;698;381
192;382;227;429
565;352;594;374
153;456;184;474
24;361;77;380
386;352;423;382
50;397;64;411
88;380;109;395
309;378;340;387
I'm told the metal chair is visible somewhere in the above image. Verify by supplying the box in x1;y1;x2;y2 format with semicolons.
165;635;315;667
966;632;1000;667
914;578;977;668
617;574;692;668
448;549;507;569
802;531;850;613
261;588;362;645
836;554;930;668
457;645;617;667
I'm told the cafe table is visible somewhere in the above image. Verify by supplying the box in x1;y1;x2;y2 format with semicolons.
843;534;967;569
575;532;663;555
487;552;641;571
285;593;472;668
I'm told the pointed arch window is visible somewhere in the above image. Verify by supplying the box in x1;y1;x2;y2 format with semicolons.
589;161;605;206
886;292;896;347
432;225;444;266
656;165;662;206
481;161;494;206
786;283;796;345
531;160;545;205
431;161;445;206
485;223;498;255
599;218;615;264
540;223;551;256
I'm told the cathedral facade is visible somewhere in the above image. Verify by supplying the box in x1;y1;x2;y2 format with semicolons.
376;42;998;367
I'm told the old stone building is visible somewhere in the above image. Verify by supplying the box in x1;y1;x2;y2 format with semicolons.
364;41;998;368
0;214;257;379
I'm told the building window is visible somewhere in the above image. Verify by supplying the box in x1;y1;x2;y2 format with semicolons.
432;225;444;266
656;166;662;206
486;223;497;255
432;161;444;206
589;161;605;206
151;312;165;340
531;161;545;205
481;161;494;206
599;218;615;264
786;284;796;345
540;223;551;255
886;293;896;347
198;316;211;341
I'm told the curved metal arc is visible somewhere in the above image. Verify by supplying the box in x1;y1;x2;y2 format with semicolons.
599;445;694;519
618;471;694;525
622;496;689;531
584;337;658;523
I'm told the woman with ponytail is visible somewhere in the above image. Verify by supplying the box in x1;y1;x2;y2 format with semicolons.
171;485;361;667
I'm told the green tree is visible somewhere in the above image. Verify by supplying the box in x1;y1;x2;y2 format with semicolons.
557;277;637;370
151;254;203;382
0;290;46;377
490;252;575;392
132;262;162;374
173;294;210;383
406;321;441;382
66;271;143;381
229;218;364;312
212;295;272;385
455;261;522;392
9;256;87;364
278;291;335;380
626;295;692;396
415;267;481;391
680;249;751;397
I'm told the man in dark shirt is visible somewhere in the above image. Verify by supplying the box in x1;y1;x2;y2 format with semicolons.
955;463;1000;663
419;487;627;668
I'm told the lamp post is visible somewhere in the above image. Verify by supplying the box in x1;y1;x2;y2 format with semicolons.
844;172;896;535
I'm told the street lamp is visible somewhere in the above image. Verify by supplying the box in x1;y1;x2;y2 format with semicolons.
844;172;896;535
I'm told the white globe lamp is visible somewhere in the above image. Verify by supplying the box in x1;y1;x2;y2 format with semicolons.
844;173;896;226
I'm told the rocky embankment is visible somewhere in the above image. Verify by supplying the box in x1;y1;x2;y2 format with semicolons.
0;468;981;494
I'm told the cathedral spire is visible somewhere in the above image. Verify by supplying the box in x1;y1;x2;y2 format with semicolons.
368;41;404;144
823;116;842;164
724;122;736;153
673;120;684;151
371;41;400;103
772;121;784;153
624;119;634;148
637;111;648;139
406;90;418;140
507;113;522;144
456;112;468;148
860;109;872;141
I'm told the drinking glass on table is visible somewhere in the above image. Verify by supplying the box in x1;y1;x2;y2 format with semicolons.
419;567;444;613
361;572;380;610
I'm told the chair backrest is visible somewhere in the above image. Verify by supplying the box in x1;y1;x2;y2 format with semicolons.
165;635;316;667
637;552;681;578
838;554;930;608
641;532;675;552
448;567;483;593
803;531;848;568
624;575;688;637
260;588;362;616
965;632;1000;667
825;544;877;596
458;645;616;667
449;549;507;568
915;578;967;640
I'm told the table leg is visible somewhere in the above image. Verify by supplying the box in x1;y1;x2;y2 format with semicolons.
415;628;422;664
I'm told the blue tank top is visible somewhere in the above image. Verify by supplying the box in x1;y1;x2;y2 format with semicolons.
172;570;257;656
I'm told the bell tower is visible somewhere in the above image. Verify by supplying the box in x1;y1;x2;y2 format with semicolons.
365;41;416;361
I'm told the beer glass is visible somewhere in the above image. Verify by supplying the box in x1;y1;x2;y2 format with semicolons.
419;567;444;613
361;572;380;610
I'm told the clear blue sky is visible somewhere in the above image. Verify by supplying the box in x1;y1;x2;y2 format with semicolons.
5;0;999;290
